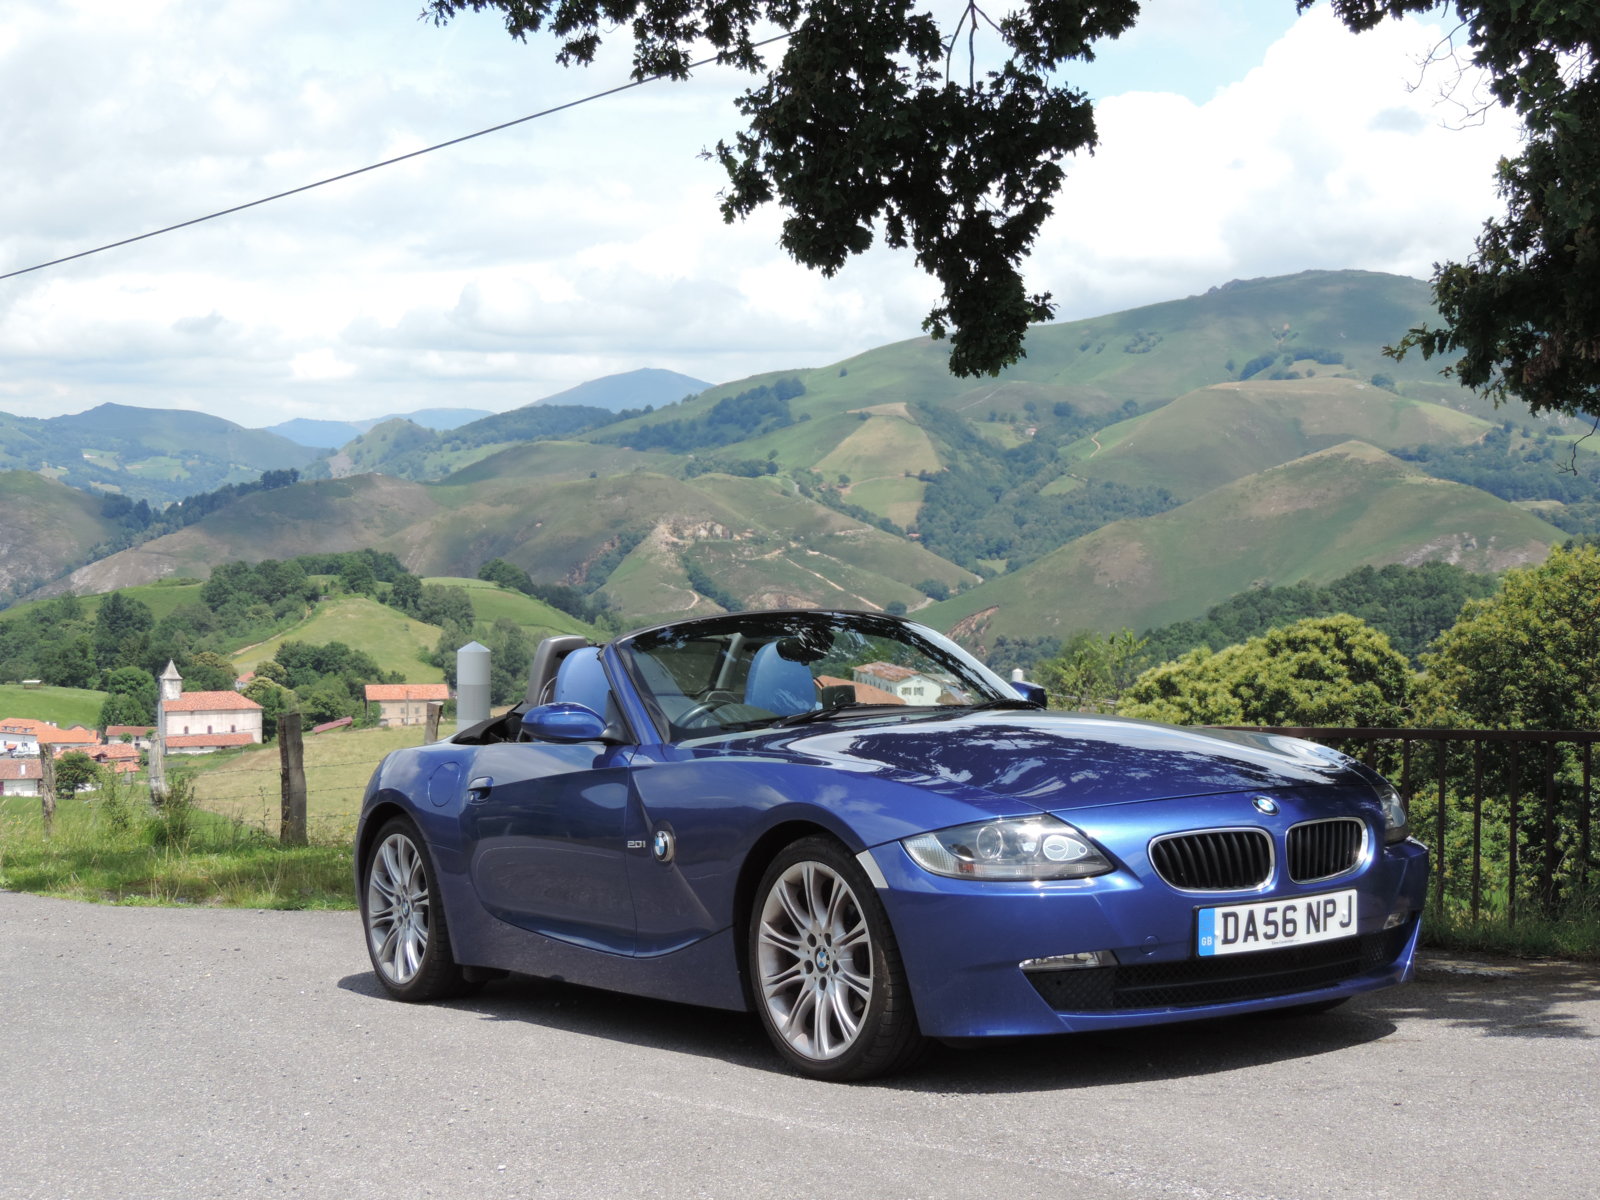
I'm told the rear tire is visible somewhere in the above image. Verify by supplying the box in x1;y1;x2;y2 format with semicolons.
361;817;480;1002
749;836;924;1081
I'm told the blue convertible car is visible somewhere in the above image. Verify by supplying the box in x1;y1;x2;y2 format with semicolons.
357;609;1428;1080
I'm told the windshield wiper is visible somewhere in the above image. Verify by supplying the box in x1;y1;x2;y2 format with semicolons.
953;697;1046;713
767;703;885;729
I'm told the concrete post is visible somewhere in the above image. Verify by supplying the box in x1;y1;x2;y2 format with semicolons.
456;641;491;734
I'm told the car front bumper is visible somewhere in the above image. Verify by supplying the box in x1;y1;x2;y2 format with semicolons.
865;834;1430;1039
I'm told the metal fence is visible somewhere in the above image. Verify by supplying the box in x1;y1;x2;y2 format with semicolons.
1227;726;1598;926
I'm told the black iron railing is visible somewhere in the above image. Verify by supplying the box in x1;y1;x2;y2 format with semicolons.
1219;727;1598;926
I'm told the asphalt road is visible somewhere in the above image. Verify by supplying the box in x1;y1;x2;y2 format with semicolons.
2;890;1596;1200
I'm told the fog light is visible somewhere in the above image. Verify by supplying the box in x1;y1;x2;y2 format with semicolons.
1383;906;1410;930
1019;950;1117;972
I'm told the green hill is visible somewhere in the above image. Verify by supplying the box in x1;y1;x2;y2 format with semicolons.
1055;376;1494;502
0;404;322;504
18;270;1592;644
0;472;125;606
925;441;1564;651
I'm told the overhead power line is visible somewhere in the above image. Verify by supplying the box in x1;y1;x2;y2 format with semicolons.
0;36;790;284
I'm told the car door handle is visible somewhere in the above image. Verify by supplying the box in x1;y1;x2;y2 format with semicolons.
466;776;494;801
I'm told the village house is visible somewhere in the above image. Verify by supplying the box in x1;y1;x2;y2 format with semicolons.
90;742;142;775
850;662;963;707
816;674;904;707
365;683;451;728
157;661;263;754
0;758;42;797
0;719;101;758
105;725;155;750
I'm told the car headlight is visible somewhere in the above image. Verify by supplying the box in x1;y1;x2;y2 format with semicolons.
902;815;1113;880
1374;778;1409;845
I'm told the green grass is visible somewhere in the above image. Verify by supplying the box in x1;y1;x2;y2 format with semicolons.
0;790;354;909
0;684;107;728
1423;894;1600;961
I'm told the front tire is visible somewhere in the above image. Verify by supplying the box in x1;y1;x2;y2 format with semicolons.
749;837;924;1081
362;817;479;1002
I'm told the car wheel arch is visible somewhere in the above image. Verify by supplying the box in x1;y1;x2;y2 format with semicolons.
356;799;412;874
731;819;864;1005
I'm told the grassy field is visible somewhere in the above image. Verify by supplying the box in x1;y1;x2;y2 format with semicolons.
184;723;431;841
0;684;108;728
233;596;445;681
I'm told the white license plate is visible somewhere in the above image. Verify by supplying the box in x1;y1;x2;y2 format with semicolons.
1196;889;1358;957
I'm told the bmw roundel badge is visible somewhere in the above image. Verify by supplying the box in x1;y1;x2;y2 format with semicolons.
1253;795;1279;815
653;829;676;863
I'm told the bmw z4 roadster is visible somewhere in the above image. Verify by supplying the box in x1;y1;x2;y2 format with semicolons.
356;609;1429;1081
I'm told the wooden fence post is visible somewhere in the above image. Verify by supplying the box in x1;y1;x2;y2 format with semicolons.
424;701;442;743
39;752;56;836
278;711;307;847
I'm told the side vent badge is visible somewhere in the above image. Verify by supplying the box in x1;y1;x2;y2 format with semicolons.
653;829;676;863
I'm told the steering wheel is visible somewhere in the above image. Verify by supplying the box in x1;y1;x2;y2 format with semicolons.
677;689;741;728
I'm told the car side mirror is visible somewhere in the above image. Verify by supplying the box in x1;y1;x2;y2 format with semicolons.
1011;681;1048;707
520;702;614;743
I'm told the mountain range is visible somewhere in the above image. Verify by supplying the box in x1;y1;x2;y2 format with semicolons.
4;271;1593;650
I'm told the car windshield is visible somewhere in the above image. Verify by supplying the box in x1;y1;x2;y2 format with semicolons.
615;610;1015;741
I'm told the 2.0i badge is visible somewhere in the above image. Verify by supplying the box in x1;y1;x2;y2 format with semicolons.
652;829;676;863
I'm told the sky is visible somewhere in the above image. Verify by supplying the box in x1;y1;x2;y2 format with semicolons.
0;0;1523;429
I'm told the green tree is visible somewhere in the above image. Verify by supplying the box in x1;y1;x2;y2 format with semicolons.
53;750;100;799
93;591;154;664
485;618;534;706
479;558;534;594
1122;615;1412;728
99;665;157;727
389;572;423;617
242;677;296;741
1417;544;1600;731
338;558;378;597
252;658;289;685
1033;628;1148;712
39;634;97;689
182;651;237;693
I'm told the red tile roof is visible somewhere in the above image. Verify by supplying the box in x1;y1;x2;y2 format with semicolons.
92;743;141;762
163;691;263;713
312;716;354;733
166;733;259;748
0;719;98;746
105;725;155;738
0;760;42;781
364;684;450;702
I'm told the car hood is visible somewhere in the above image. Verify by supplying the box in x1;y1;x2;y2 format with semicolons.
707;710;1357;812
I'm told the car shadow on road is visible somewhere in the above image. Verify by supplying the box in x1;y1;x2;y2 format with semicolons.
338;957;1598;1091
338;969;1409;1091
1354;959;1600;1041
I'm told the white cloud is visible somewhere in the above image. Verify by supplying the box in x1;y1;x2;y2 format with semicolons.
0;1;1529;427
